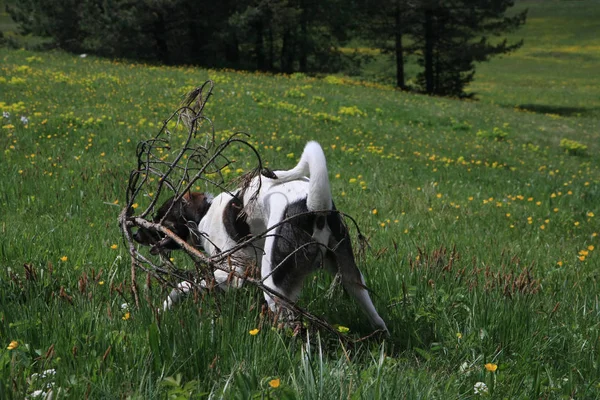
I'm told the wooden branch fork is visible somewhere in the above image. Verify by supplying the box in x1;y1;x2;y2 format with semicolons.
118;82;385;343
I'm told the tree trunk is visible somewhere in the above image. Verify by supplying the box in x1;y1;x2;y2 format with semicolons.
225;35;240;66
299;8;308;72
394;5;406;89
424;8;434;94
153;13;170;65
267;27;274;71
255;21;265;70
281;29;294;73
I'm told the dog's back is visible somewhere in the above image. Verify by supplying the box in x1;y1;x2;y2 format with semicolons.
147;142;387;332
243;142;388;332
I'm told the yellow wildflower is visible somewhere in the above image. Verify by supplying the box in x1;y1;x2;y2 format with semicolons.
269;378;280;388
337;326;350;333
7;340;18;350
249;328;260;335
485;363;498;372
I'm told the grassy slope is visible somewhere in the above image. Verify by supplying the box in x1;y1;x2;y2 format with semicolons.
471;0;600;119
360;0;600;120
1;1;599;399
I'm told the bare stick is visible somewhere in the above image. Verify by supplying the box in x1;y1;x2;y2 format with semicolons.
118;82;382;343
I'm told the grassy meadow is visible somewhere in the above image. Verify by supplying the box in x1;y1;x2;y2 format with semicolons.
1;1;600;398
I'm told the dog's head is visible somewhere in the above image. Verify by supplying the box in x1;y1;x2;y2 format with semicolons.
133;192;211;254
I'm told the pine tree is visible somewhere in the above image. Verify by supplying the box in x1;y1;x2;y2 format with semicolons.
8;0;86;52
360;0;415;89
412;0;527;97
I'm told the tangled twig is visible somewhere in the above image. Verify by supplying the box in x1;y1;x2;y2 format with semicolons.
118;82;381;343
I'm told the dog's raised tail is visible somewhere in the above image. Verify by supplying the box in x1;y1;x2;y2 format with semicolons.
274;141;332;211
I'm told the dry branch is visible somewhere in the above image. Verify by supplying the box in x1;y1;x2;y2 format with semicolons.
118;82;380;343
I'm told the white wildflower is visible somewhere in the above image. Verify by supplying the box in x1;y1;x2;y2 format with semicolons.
2;111;9;119
474;381;488;395
29;389;46;398
41;369;56;379
20;116;29;125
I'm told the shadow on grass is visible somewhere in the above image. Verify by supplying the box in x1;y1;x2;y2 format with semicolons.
515;103;598;117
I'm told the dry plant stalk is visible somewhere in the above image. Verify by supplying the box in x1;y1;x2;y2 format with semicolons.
118;82;376;342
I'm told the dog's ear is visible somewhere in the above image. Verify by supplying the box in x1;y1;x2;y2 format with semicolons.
184;192;211;223
154;195;178;223
142;192;210;254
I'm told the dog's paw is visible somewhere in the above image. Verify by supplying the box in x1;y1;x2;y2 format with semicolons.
162;281;194;311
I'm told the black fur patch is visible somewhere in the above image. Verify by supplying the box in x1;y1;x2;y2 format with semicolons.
261;168;278;179
271;199;323;289
316;215;326;230
223;196;251;242
326;202;347;243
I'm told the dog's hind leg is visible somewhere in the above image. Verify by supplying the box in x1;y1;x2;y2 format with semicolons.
325;237;388;333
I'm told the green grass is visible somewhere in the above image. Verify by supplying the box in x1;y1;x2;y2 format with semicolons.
471;0;600;119
1;1;600;398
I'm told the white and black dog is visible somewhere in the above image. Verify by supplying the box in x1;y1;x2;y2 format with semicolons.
134;141;387;332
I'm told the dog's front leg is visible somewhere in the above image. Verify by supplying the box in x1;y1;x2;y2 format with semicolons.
259;234;303;328
163;281;194;311
212;267;244;290
260;234;280;312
